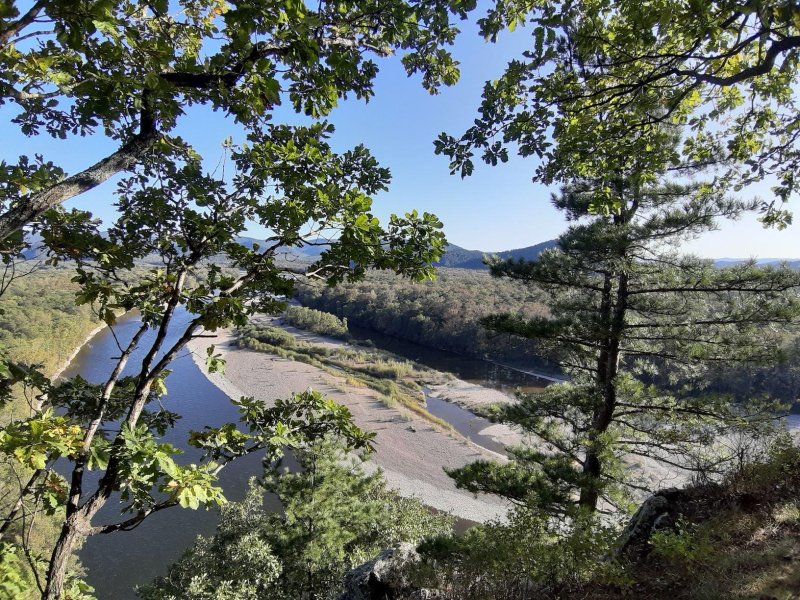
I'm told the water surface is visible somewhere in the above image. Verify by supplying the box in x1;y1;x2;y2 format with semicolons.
60;310;800;598
61;310;268;599
347;323;554;394
61;311;535;598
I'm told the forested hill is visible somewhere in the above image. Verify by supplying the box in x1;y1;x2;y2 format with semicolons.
240;236;560;269
24;232;800;271
244;239;800;270
433;240;558;269
714;257;800;269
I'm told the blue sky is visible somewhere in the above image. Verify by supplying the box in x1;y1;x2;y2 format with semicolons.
3;16;799;258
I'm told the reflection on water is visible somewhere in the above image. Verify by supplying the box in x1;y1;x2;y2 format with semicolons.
60;310;269;599
425;395;507;455
347;324;553;394
785;414;800;432
59;313;547;598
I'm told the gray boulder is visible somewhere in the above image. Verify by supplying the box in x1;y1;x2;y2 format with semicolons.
617;487;688;557
339;542;440;600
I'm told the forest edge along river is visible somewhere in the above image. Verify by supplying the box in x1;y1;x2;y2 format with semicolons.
58;308;800;598
58;309;542;598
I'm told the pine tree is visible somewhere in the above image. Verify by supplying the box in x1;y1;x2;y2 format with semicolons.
141;437;452;600
449;166;800;515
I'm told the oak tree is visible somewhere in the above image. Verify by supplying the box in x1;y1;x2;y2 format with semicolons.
0;0;468;595
0;121;447;598
436;0;800;226
0;0;467;249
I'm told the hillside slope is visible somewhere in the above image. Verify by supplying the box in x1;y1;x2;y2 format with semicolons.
434;240;559;269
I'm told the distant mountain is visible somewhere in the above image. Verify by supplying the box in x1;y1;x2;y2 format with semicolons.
24;231;798;271
19;234;44;260
236;236;327;260
434;240;559;270
236;237;561;270
234;235;263;251
714;258;800;270
239;237;561;269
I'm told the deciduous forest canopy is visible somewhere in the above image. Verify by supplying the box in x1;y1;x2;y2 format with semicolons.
2;0;800;599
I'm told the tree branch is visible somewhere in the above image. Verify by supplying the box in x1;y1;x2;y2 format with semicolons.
0;0;45;47
0;119;158;242
0;468;43;541
673;35;800;86
87;500;178;535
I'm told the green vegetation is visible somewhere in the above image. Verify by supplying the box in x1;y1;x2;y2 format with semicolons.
450;161;800;512
140;437;453;600
0;0;465;250
429;7;800;595
704;337;800;405
0;267;101;598
0;0;469;587
0;268;99;378
237;323;453;430
142;429;800;600
295;268;550;367
398;434;800;599
297;265;800;405
448;117;800;519
436;0;800;227
3;0;800;597
414;509;625;599
613;434;800;599
282;306;349;339
435;5;800;517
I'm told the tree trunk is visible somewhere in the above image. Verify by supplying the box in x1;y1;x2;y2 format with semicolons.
579;269;629;511
578;454;602;510
0;129;157;242
43;516;86;600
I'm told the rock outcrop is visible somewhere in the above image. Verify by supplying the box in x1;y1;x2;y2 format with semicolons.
616;487;688;557
339;542;439;600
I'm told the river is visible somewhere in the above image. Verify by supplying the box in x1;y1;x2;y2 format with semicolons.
345;323;555;456
60;310;538;598
347;323;556;395
60;310;271;598
59;310;800;598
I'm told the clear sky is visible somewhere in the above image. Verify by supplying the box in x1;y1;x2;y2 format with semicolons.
3;16;799;259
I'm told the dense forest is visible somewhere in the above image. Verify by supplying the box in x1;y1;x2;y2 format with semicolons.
0;268;100;377
0;268;101;596
295;269;552;368
296;268;800;405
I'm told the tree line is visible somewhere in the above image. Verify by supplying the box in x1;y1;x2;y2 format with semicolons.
3;0;800;598
296;269;800;406
0;267;101;597
295;269;550;367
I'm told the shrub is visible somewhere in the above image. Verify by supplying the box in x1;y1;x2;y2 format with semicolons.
650;518;713;567
238;325;296;348
414;508;627;599
140;438;452;600
283;306;349;339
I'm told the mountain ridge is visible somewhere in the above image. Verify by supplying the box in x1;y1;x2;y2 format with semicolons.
19;233;800;270
433;240;559;269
